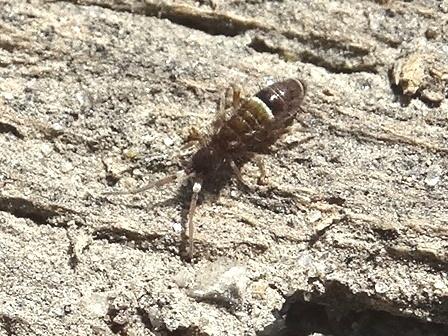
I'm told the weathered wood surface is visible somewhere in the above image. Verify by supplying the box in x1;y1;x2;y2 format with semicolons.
0;0;447;335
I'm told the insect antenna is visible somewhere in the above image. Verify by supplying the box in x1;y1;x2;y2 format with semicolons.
187;178;203;259
103;170;191;195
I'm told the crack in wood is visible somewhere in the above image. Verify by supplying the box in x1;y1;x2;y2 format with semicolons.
53;0;378;74
0;196;77;225
261;284;448;335
0;122;24;139
306;107;448;155
92;226;164;251
0;314;32;336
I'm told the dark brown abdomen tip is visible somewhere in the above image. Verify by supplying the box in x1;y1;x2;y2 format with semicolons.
255;78;306;117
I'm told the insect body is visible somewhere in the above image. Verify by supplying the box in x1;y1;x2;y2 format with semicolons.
192;79;306;172
105;79;306;259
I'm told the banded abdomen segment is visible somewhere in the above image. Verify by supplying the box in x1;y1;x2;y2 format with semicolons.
213;96;274;151
212;78;306;152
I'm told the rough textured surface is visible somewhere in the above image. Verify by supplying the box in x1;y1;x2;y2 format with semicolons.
0;0;447;335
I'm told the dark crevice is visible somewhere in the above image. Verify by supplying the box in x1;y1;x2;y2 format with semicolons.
92;226;164;251
248;36;378;74
0;314;15;336
135;307;154;331
324;123;448;155
0;40;21;53
248;36;298;62
56;0;258;36
371;31;402;48
67;240;79;270
386;245;447;272
308;214;348;247
169;325;209;336
105;307;127;335
419;93;443;108
0;197;63;225
324;195;346;206
298;50;378;74
0;314;31;336
141;3;255;36
259;282;448;336
282;30;371;56
0;122;24;139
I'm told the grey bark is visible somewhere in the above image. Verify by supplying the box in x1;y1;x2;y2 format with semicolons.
0;0;447;335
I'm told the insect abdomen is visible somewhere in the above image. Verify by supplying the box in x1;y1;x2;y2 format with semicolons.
215;97;274;149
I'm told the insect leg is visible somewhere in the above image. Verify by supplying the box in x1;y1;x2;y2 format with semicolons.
182;126;207;148
253;155;267;185
212;83;245;132
229;158;253;190
103;170;189;195
187;178;202;259
234;152;267;185
211;89;230;131
294;105;311;128
229;83;243;109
